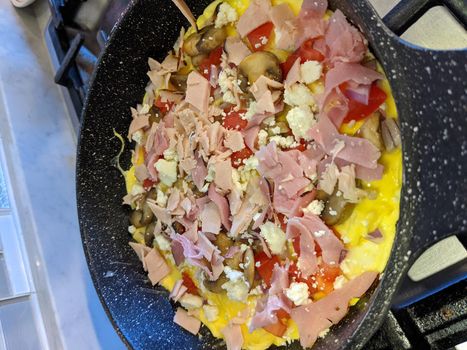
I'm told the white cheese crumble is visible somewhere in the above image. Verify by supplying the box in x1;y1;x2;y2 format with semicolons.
269;135;296;148
243;101;257;120
154;159;178;187
179;293;203;309
303;199;325;215
257;129;269;146
333;275;348;290
285;282;310;306
243;156;259;172
131;183;145;196
202;305;219;322
155;234;171;251
128;225;136;234
286;105;316;141
221;269;250;302
163;147;178;161
259;221;286;255
131;130;144;145
156;187;168;207
214;2;238;29
218;67;238;104
300;60;323;84
224;266;244;281
284;83;315;107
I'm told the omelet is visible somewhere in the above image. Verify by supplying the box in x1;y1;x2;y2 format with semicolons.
121;0;402;349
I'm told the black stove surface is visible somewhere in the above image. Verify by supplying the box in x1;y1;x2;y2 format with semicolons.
45;0;467;349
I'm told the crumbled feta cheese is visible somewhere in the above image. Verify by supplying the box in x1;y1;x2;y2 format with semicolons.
269;135;296;148
243;101;257;120
318;328;330;338
249;285;263;295
155;234;171;251
231;168;247;192
285;282;310;306
131;183;145;196
284;83;315;106
303;199;325;215
259;221;286;255
240;243;249;253
179;293;203;309
156;187;168;207
131;130;144;145
270;126;281;135
128;225;136;234
313;230;326;238
264;116;276;126
333;275;348;290
300;60;323;84
257;129;269;146
243;156;259;172
214;2;238;28
286;105;316;141
154;159;178;186
218;67;239;104
163;147;178;161
222;279;249;302
202;305;219;322
224;266;244;281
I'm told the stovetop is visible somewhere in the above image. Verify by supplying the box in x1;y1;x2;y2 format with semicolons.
43;0;467;349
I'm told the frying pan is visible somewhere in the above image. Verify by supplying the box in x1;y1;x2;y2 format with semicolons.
76;0;467;349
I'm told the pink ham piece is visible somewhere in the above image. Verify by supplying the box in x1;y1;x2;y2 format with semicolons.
228;186;243;216
236;0;272;37
295;0;327;47
221;324;243;350
224;130;245;152
249;75;283;102
299;229;318;277
169;279;188;302
322;87;349;128
301;0;328;16
309;114;381;169
325;10;367;65
291;271;378;348
185;71;210;116
200;202;222;234
255;90;275;114
249;294;290;331
225;36;251;66
192;152;207;190
285;58;301;86
129;242;152;271
242;125;260;151
134;164;149;182
338;164;366;203
174;308;201;335
270;3;298;50
269;263;289;295
208;184;232;230
128;115;149;139
170;0;198;31
146;199;172;225
355;163;384;181
214;159;233;191
230;200;258;237
144;248;171;286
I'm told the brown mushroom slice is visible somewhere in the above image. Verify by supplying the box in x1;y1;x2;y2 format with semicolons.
214;232;233;255
183;25;227;57
130;209;144;228
140;202;154;226
243;247;255;288
183;32;201;56
238;51;282;90
358;112;383;151
144;221;156;247
191;53;208;67
172;221;186;234
203;273;229;293
149;106;162;124
317;190;354;226
170;74;188;91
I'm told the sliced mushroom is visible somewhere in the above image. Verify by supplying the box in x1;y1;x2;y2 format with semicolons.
183;25;227;57
238;51;282;91
130;209;144;228
317;190;354;226
172;221;186;234
170;74;188;91
144;221;156;247
358;112;383;151
149;106;162;124
243;247;255;288
204;273;229;293
191;53;208;67
140;202;154;226
215;232;233;255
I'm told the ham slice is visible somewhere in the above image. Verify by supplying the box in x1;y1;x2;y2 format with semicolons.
295;0;327;47
285;58;301;86
301;0;328;16
144;248;171;286
129;242;152;271
325;10;367;65
270;3;298;50
170;0;198;31
208;184;232;230
200;202;221;234
338;164;366;203
256;90;275;114
185;71;210;116
269;263;289;295
242;125;260;151
221;324;243;350
225;36;251;66
236;0;272;37
192;152;207;190
309;114;381;169
228;185;243;216
214;159;233;191
250;75;283;102
355;163;384;181
291;271;378;348
147;199;172;225
299;229;318;277
170;279;188;302
128;115;149;139
224;130;245;152
222;324;243;350
174;308;201;335
249;294;290;331
134;164;149;182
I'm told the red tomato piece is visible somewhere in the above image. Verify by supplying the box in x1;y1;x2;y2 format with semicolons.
281;39;325;77
263;319;288;337
231;147;253;168
254;252;281;287
154;96;173;113
276;308;290;321
287;139;307;152
182;272;199;296
143;178;156;190
342;83;387;123
247;22;274;51
222;108;248;131
277;213;288;231
199;46;224;79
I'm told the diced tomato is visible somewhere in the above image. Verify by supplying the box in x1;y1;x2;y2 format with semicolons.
276;308;290;320
341;83;387;123
254;252;281;287
281;39;325;77
231;147;253;168
143;178;156;190
182;272;199;296
287;139;307;152
247;22;274;52
199;46;224;79
222;108;248;131
277;213;287;231
288;262;341;296
292;238;300;255
263;319;288;337
154;96;173;113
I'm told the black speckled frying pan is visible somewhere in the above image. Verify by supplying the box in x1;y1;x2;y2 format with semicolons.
76;1;467;349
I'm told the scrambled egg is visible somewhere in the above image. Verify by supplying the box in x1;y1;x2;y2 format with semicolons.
123;1;402;349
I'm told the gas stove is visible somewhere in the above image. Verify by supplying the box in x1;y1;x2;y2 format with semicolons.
43;0;467;349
